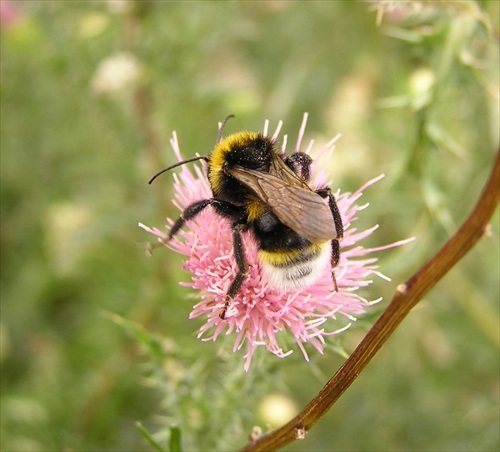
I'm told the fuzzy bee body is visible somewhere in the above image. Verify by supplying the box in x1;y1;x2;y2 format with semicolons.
149;119;343;318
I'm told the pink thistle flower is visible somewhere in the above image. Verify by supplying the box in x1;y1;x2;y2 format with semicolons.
140;114;413;371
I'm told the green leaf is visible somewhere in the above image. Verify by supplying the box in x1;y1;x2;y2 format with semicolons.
103;311;165;359
169;426;182;452
136;422;167;452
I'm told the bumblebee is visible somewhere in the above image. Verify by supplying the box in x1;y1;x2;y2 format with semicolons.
149;116;343;319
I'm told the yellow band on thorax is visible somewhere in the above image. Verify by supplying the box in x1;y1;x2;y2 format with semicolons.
208;132;260;194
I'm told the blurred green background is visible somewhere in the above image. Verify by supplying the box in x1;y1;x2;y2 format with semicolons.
1;1;498;451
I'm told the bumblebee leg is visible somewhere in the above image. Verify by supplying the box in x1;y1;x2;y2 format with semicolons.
316;187;344;291
327;190;343;291
284;152;313;181
168;199;212;239
168;198;247;319
169;198;244;240
316;187;344;240
330;238;340;292
220;223;248;320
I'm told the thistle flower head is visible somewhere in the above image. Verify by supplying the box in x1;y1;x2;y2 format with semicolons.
140;114;412;371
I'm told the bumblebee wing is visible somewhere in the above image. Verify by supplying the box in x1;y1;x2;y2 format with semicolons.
227;166;337;242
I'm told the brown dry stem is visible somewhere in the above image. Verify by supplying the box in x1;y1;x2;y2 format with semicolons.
241;148;500;452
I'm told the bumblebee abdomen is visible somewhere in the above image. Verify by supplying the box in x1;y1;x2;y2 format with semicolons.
258;242;331;291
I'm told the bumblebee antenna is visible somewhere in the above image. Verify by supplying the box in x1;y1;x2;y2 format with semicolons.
216;114;235;144
148;155;207;185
